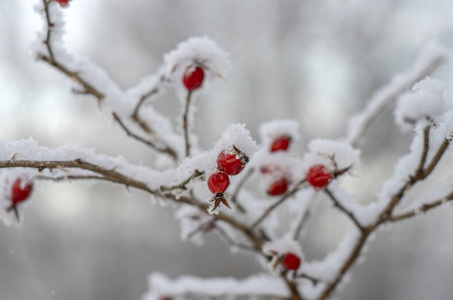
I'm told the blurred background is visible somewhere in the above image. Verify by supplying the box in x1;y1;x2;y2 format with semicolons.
1;0;453;299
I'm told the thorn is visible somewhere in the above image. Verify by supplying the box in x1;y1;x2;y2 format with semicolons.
9;153;18;162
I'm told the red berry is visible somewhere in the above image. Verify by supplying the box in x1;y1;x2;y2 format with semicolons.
270;136;291;152
183;66;204;91
56;0;71;7
217;150;247;176
207;172;230;194
306;165;333;189
267;178;288;196
283;252;301;271
11;178;33;204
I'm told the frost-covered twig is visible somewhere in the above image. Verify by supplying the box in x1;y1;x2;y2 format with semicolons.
317;134;451;300
347;43;447;147
389;191;453;222
292;209;311;240
0;158;158;195
144;273;291;299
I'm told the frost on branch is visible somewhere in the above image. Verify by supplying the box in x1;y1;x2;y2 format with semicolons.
395;77;447;131
144;272;289;299
301;139;360;175
162;36;231;89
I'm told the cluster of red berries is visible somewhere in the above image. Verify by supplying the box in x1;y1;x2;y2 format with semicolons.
55;0;71;7
262;135;293;196
6;178;33;221
207;146;248;212
183;65;205;91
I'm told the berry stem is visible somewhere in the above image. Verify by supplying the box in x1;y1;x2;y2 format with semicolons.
183;90;193;157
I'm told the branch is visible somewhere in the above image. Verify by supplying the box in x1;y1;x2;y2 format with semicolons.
230;167;255;213
389;191;453;222
38;54;105;102
292;209;311;240
183;91;193;157
324;188;364;231
112;112;178;160
160;170;204;192
131;88;160;134
250;179;306;230
316;134;450;300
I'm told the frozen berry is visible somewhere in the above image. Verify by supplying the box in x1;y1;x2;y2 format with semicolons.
217;148;248;176
11;178;33;204
56;0;71;7
7;178;33;221
207;172;230;194
267;178;289;196
306;165;333;189
283;252;301;271
270;135;291;152
183;66;204;91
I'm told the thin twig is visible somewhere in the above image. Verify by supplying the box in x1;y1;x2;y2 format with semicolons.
415;125;431;176
293;209;311;240
160;170;204;192
389;191;453;222
112;112;178;160
250;179;306;230
230;167;255;213
215;225;258;253
183;91;193;157
131;87;160;134
324;188;364;231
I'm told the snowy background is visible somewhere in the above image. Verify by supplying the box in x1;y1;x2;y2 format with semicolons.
1;0;453;299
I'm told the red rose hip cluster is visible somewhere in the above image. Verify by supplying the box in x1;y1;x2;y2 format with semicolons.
207;146;248;212
262;135;293;196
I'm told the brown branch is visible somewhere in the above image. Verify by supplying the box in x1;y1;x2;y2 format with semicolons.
160;170;204;192
39;3;104;102
183;91;193;157
316;136;450;300
389;191;453;222
132;87;159;121
112;112;178;160
324;188;364;232
131;87;161;134
415;125;430;176
250;179;306;230
35;174;122;184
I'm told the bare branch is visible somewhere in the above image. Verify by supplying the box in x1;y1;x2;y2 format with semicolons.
183;91;193;157
112;112;178;160
160;169;204;192
324;188;364;231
